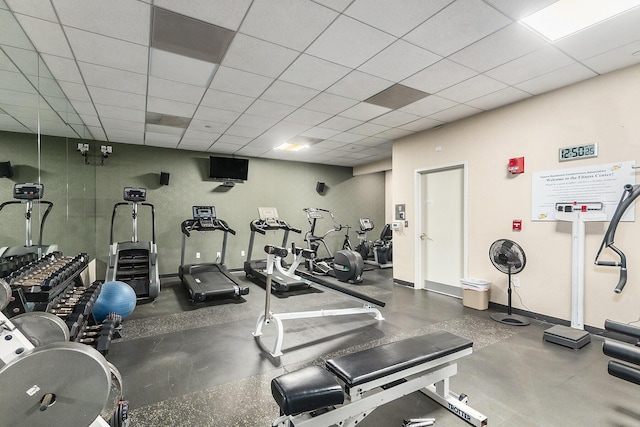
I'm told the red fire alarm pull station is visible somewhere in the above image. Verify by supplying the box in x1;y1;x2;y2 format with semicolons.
508;157;524;174
512;219;522;231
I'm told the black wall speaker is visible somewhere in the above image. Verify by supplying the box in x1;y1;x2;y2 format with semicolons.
160;172;170;186
316;181;325;194
0;161;13;178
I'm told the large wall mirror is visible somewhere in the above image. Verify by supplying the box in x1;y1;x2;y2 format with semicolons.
0;2;97;261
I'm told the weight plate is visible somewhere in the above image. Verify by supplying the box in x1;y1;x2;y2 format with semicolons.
11;312;70;346
0;342;112;427
101;362;124;421
0;278;10;311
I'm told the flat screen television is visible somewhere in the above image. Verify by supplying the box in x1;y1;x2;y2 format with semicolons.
209;156;249;181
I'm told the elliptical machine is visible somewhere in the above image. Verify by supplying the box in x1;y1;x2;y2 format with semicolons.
302;207;363;284
355;218;393;269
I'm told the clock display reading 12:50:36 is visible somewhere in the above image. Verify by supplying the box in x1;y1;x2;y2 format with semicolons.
558;143;598;162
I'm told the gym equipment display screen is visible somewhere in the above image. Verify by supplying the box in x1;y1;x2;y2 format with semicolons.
209;156;249;180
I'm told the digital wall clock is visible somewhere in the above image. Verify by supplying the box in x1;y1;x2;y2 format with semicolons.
559;143;598;162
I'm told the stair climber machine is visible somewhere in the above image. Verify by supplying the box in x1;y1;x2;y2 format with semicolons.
0;183;58;266
355;218;393;269
179;206;249;302
244;207;309;292
303;207;364;284
106;187;159;300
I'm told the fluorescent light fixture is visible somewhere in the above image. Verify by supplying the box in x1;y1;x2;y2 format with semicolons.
275;142;309;152
521;0;640;41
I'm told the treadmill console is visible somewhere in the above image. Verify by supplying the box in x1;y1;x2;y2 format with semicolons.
14;183;44;200
193;206;216;227
258;207;279;227
123;187;146;202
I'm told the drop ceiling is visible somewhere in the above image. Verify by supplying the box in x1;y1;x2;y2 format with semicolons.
1;0;640;167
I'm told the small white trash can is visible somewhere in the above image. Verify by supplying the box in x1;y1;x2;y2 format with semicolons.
460;278;491;310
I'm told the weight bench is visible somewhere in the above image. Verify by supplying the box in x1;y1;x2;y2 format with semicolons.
271;330;488;427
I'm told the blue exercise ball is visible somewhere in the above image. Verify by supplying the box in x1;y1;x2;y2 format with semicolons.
93;281;137;322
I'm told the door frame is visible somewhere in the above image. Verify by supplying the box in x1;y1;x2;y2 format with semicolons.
414;162;468;292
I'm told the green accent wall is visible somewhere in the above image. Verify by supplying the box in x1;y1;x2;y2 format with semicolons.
1;131;386;277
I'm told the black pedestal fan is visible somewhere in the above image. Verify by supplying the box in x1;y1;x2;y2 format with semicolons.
489;239;530;326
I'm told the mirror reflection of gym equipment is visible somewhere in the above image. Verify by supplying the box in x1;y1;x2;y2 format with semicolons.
355;218;393;269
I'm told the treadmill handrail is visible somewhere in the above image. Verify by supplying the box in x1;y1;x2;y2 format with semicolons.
249;218;301;234
0;199;53;249
181;218;236;236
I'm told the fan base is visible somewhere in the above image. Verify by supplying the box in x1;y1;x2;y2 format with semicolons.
490;312;530;326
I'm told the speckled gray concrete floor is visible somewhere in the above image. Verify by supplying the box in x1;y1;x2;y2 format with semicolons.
106;270;640;427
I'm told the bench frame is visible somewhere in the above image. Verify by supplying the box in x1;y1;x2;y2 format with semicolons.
271;343;488;427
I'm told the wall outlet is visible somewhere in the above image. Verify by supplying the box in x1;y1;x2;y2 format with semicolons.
512;278;520;287
216;252;221;259
241;250;245;257
196;252;200;259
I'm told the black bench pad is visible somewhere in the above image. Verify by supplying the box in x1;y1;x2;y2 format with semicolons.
326;331;472;387
271;366;344;416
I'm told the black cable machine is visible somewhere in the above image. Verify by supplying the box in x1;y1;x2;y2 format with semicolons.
0;183;57;261
244;207;308;292
179;206;249;302
106;187;159;300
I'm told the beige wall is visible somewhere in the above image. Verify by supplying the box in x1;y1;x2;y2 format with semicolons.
392;64;640;328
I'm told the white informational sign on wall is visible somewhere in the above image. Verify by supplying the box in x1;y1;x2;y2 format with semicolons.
531;161;636;221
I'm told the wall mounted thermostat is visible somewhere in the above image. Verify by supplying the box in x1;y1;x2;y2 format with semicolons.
559;143;598;162
395;204;406;221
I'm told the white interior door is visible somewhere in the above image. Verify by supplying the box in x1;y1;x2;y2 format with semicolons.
417;164;466;296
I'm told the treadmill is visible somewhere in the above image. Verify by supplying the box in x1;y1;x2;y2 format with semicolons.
179;206;249;303
244;207;308;292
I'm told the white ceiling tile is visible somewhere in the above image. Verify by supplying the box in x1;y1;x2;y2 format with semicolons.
320;116;363;132
40;54;83;84
234;145;271;157
222;33;299;78
358;40;441;82
306;15;395;68
304;92;360;115
147;96;197;117
1;46;39;77
58;81;92;102
326;70;393;101
94;104;145;122
89;86;146;110
234;113;279;130
0;51;18;73
429;104;482;122
102;117;144;132
315;140;350;150
374;127;413;139
260;81;319;107
465;86;531;110
349;122;389;136
78;114;101;127
6;0;58;21
345;0;454;37
356;136;391;146
177;139;214;151
154;0;251;30
225;124;262;138
52;0;150;45
183;129;222;142
144;131;181;146
438;74;507;103
148;76;206;104
215;135;250;145
300;126;341;139
188;119;229;134
0;89;38;109
210;66;273;97
193;106;242;124
0;69;37;93
86;125;107;141
208;142;243;154
370;110;422;127
404;0;511;57
327;132;367;143
14;14;72;58
449;23;547;72
284;108;333;126
399;95;457;116
485;46;575;86
69;99;98;116
553;7;640;61
399;117;444;132
0;9;38;50
78;62;147;95
339;102;390;121
106;128;145;144
485;0;556;21
582;41;640;75
259;121;311;142
150;48;217;87
313;0;352;13
145;123;184;136
401;59;477;94
65;28;148;74
244;99;296;120
515;63;598;96
240;0;338;51
247;138;280;148
201;89;255;112
280;54;350;91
